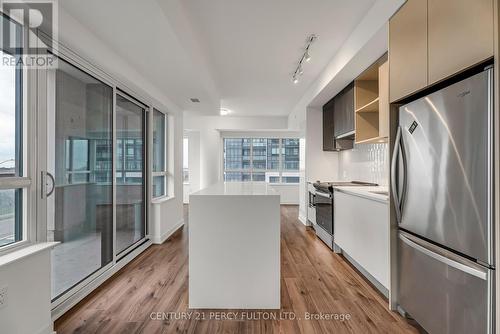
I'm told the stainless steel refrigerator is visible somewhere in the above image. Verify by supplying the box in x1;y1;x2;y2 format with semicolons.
392;66;495;334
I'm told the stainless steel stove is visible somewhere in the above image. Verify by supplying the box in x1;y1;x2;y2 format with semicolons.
312;181;377;251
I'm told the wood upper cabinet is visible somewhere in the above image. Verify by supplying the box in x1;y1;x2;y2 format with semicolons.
378;61;390;139
322;99;335;151
389;0;494;102
428;0;494;84
334;83;355;137
389;0;427;103
354;56;389;144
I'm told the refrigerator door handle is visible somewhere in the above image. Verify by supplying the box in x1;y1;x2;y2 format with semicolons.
391;126;402;223
400;232;488;280
399;130;408;216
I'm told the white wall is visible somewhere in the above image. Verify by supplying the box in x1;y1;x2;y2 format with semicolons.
338;143;389;186
305;107;339;183
297;137;306;223
183;114;302;205
0;249;53;334
286;107;307;220
184;130;201;204
183;114;289;189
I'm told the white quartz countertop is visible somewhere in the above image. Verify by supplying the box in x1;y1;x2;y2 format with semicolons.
191;182;279;196
334;186;389;203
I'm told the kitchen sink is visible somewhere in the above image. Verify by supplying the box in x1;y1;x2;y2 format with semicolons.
369;191;389;196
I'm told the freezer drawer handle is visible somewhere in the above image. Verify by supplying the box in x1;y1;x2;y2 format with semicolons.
400;234;487;280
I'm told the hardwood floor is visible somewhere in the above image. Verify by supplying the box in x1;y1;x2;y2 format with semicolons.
55;205;419;334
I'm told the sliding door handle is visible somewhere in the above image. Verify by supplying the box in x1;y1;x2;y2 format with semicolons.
41;171;55;198
46;172;55;197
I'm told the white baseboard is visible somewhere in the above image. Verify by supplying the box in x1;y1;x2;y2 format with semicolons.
281;201;299;205
298;213;309;226
152;219;184;244
36;323;55;334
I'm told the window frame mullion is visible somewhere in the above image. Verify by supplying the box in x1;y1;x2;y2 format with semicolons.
151;108;168;199
0;177;31;189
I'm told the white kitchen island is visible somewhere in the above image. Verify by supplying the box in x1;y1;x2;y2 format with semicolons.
189;182;280;309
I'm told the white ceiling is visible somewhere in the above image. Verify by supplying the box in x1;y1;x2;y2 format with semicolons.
59;0;220;114
183;0;377;116
60;0;378;117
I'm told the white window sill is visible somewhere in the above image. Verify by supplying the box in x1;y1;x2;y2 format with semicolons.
0;242;59;268
152;196;175;204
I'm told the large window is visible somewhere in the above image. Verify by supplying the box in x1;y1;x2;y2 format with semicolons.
65;138;90;184
282;139;300;183
0;14;25;249
152;109;168;198
223;138;300;183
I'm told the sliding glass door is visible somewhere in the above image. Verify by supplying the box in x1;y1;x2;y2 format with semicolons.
115;93;146;255
37;51;149;306
45;57;114;300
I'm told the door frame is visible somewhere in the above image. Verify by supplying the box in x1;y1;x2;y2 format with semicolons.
115;89;150;260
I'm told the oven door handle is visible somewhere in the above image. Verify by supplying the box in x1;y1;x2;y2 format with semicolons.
315;191;331;199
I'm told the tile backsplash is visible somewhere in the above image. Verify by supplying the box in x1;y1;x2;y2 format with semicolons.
338;143;389;186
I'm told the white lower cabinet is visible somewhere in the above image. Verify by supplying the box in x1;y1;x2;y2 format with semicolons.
334;190;389;289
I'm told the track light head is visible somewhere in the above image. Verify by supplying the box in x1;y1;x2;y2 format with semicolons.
293;76;299;84
305;51;311;62
220;108;231;116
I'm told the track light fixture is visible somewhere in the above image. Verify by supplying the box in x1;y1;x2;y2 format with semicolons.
291;34;317;84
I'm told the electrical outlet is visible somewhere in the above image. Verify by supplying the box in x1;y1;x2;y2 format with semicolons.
0;286;7;309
